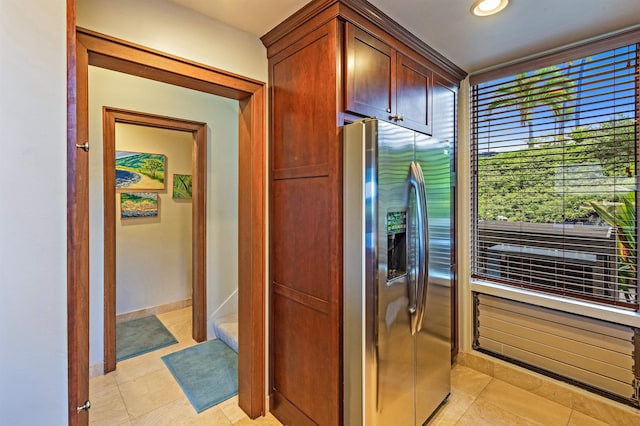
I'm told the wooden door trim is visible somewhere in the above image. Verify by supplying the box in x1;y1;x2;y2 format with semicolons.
68;22;266;421
103;108;208;373
77;27;263;99
67;1;90;424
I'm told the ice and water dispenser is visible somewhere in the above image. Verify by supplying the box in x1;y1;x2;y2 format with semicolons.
386;210;407;282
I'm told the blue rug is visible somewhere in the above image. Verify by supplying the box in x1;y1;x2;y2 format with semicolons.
116;315;178;361
162;339;238;413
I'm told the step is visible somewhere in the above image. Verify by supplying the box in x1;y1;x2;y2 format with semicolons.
212;313;238;353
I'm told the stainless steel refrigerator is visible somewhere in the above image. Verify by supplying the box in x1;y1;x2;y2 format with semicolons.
344;118;452;425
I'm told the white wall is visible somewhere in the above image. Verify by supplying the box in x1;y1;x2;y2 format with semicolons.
88;66;242;364
77;0;267;82
115;125;193;315
0;0;68;424
456;77;474;352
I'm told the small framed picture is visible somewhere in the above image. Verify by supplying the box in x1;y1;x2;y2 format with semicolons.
120;192;158;219
172;174;192;199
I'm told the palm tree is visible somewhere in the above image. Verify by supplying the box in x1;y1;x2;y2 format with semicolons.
488;66;575;144
544;66;576;138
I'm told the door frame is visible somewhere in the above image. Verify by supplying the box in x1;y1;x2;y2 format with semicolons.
103;108;208;373
67;2;89;424
67;22;266;424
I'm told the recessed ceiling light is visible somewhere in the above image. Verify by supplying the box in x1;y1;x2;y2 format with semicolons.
471;0;509;16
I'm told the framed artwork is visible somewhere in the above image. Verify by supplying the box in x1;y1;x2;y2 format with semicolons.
120;192;158;218
172;174;193;199
116;151;166;190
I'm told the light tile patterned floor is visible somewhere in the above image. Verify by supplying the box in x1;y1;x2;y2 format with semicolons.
90;307;633;425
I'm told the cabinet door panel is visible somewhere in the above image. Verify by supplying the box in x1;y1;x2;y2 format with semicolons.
397;53;433;134
345;23;395;120
271;26;337;179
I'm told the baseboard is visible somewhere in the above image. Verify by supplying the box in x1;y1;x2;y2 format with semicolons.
89;362;104;379
457;350;640;425
116;298;192;323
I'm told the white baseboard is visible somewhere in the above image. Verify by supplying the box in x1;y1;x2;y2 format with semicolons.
116;298;192;323
89;362;104;378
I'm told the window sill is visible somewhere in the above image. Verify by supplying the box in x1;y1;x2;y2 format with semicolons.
469;279;640;328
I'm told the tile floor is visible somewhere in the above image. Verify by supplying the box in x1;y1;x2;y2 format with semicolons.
90;307;633;425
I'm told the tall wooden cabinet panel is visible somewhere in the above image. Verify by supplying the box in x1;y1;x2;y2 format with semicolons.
263;2;465;425
267;20;342;426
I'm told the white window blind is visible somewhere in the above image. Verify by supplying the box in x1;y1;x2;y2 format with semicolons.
471;41;639;309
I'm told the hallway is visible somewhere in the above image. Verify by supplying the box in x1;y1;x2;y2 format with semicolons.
89;307;278;425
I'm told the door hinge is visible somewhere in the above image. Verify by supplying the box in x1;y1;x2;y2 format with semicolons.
77;400;91;413
76;142;89;152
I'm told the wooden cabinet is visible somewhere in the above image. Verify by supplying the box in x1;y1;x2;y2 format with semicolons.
345;23;433;134
261;1;465;425
396;52;433;134
345;23;395;121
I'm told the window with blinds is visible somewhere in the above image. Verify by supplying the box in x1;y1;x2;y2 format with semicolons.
471;40;639;309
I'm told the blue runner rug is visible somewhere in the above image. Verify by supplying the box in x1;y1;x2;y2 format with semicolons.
116;315;178;361
162;339;238;413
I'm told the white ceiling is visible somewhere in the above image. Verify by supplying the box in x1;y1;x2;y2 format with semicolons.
170;0;640;73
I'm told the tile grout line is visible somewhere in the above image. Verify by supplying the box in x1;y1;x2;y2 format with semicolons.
452;377;494;425
114;379;133;425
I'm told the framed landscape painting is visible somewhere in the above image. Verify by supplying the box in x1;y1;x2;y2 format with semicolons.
120;192;159;219
172;174;192;199
116;151;166;190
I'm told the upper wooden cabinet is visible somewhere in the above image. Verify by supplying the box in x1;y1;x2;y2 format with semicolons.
345;24;395;121
345;23;433;134
396;52;433;135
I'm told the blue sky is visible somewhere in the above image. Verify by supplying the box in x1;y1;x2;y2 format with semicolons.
474;44;637;154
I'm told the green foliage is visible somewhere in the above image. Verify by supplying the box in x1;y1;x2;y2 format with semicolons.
478;118;636;223
588;191;636;299
569;117;636;177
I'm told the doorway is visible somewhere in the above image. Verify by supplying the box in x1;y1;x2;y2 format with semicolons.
67;25;266;424
102;108;208;373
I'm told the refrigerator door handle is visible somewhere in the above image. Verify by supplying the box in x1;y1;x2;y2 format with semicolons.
408;161;429;335
415;163;430;333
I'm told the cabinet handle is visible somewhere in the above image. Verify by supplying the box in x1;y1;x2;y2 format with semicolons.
390;113;405;122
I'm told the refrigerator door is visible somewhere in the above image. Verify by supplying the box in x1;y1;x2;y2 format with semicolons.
373;120;416;426
413;86;454;423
